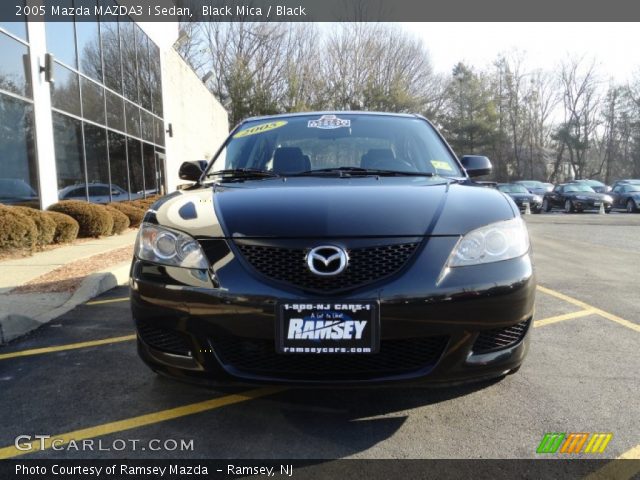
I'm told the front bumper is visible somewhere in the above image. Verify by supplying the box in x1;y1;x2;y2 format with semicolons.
572;199;611;211
130;237;535;386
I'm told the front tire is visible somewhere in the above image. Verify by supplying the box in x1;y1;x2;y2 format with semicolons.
564;199;574;213
542;198;551;212
627;199;638;213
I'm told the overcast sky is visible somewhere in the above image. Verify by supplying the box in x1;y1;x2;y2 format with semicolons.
401;22;639;84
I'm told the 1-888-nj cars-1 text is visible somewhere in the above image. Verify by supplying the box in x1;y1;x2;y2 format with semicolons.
130;112;535;386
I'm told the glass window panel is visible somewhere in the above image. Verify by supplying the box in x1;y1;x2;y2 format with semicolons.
51;63;81;116
81;77;105;125
141;109;154;142
0;94;39;206
75;2;103;83
125;100;140;138
53;112;86;199
155;148;166;195
100;21;122;94
0;31;31;98
149;41;162;117
45;2;76;68
153;117;165;146
120;19;137;102
0;21;27;41
136;25;151;111
127;137;144;198
107;130;129;200
105;90;124;132
83;123;110;203
142;142;156;195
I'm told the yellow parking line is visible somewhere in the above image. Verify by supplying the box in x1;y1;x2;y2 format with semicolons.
537;285;640;333
584;443;640;480
85;297;129;305
533;309;597;328
0;335;136;361
0;386;286;459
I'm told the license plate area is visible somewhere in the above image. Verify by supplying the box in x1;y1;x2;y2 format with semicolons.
276;302;380;354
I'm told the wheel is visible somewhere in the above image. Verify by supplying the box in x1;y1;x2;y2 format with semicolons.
627;199;638;213
542;198;551;212
564;199;574;213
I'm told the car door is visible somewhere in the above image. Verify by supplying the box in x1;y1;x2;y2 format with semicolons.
549;185;563;207
611;185;623;208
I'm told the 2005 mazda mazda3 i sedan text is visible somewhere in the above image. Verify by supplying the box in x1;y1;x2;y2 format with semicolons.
130;112;535;386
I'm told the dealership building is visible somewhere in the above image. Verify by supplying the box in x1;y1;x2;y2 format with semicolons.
0;13;228;208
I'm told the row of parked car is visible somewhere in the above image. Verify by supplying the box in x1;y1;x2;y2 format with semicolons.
493;179;640;214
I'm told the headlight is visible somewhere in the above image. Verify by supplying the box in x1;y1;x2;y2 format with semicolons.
603;195;613;202
533;195;542;203
135;223;209;269
447;217;530;267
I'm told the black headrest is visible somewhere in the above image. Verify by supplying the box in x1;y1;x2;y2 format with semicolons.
361;149;396;169
273;147;311;173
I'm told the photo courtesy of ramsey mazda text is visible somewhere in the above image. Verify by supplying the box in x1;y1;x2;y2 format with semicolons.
131;112;534;385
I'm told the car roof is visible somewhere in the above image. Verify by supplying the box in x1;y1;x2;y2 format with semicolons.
243;111;421;123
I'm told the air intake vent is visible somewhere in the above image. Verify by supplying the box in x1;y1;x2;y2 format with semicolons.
472;319;530;354
210;334;448;381
137;322;193;356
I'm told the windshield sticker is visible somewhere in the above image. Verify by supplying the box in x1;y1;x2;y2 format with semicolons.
431;160;453;171
308;115;351;129
233;120;288;138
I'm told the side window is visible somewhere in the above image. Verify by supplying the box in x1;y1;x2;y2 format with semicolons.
613;186;622;193
89;186;111;196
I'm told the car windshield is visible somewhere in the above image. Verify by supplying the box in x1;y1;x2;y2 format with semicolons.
205;114;462;178
498;185;529;193
565;184;595;192
517;181;543;188
580;180;604;187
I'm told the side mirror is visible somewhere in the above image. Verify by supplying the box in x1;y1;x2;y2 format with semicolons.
461;155;492;178
179;161;205;182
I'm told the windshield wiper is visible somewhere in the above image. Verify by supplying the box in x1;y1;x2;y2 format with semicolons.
206;168;280;179
288;167;436;177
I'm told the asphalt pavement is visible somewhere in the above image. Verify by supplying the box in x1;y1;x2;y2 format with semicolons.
0;213;638;464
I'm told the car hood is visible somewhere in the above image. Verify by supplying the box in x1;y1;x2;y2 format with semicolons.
149;177;515;238
566;191;607;199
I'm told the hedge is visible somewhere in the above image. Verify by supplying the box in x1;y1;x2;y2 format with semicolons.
107;202;145;228
48;201;114;238
12;206;56;246
0;204;38;251
45;210;80;244
105;205;130;234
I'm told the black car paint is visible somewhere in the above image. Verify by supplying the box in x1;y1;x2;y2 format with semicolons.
609;184;640;213
543;184;612;213
130;112;534;385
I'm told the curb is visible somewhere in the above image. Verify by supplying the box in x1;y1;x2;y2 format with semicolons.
0;262;131;345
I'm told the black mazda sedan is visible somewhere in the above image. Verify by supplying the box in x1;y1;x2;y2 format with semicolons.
542;183;613;213
130;112;535;386
496;183;543;213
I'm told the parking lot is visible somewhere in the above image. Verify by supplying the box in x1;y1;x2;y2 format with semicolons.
0;212;638;464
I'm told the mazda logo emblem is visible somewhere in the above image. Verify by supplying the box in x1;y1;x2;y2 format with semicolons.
306;246;349;276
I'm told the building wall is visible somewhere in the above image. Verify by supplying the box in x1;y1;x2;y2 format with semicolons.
161;48;229;192
0;18;227;209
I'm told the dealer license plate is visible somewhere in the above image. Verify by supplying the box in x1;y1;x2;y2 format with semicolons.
276;302;380;354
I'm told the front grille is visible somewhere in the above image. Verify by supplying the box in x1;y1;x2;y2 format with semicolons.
210;334;448;380
137;322;193;356
235;242;419;293
472;319;530;354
